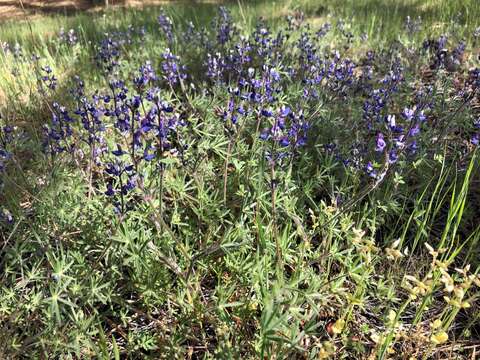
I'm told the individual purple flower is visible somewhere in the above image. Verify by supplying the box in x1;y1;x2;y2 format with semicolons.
393;135;406;150
259;130;269;140
388;150;398;164
473;118;480;129
143;146;156;161
0;208;13;225
402;107;415;121
375;132;386;152
408;124;420;137
471;134;479;146
365;161;377;178
112;144;126;157
105;182;116;196
261;108;273;117
417;110;426;122
121;177;136;195
269;68;281;82
408;140;418;154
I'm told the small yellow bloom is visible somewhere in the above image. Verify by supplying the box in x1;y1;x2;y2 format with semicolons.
351;228;365;244
331;318;345;335
385;247;403;260
431;331;448;345
318;341;335;359
417;281;430;293
453;287;465;300
326;206;337;215
370;331;383;344
440;272;454;292
435;260;449;270
431;319;442;329
318;348;330;359
443;296;461;307
387;310;397;325
461;301;471;309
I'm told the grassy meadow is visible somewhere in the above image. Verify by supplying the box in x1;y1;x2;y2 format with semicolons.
0;0;480;358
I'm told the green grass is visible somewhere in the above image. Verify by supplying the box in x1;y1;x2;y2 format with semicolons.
296;0;480;40
0;1;480;358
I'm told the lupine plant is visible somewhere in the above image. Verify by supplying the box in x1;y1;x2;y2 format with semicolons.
0;2;479;359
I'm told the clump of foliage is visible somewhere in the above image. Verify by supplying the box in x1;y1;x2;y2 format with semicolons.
0;3;479;358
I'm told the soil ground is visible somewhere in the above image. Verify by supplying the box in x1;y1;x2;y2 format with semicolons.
0;0;178;21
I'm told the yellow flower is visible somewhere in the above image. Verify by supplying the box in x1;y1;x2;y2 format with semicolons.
370;331;383;344
461;301;471;309
416;280;430;293
326;206;337;215
318;341;335;359
440;271;454;292
443;296;461;308
331;318;345;335
409;286;420;300
351;228;365;245
453;287;465;300
455;264;470;275
385;247;403;260
431;331;448;345
387;310;397;325
318;348;330;359
431;319;442;329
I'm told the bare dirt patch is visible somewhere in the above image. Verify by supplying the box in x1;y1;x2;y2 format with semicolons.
0;0;180;21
